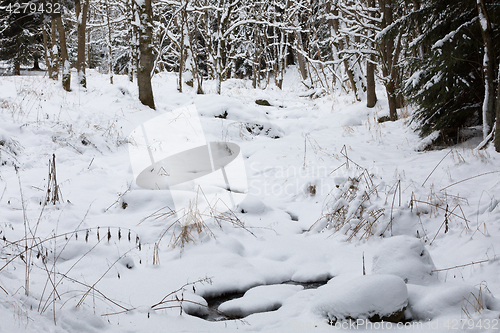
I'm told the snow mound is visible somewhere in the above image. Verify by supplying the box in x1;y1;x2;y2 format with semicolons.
314;274;408;324
407;283;500;320
180;292;210;317
218;284;303;317
372;235;437;285
237;195;269;214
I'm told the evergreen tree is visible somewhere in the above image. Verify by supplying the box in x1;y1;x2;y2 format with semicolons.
0;0;43;74
402;0;500;140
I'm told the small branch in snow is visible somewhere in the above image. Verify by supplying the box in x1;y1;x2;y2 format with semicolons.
431;258;495;272
422;149;453;187
440;171;500;192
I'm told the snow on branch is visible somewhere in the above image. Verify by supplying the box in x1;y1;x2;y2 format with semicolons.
431;17;478;50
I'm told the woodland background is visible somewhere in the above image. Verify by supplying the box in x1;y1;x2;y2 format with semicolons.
1;0;500;149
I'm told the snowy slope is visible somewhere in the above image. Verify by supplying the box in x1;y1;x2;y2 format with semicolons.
0;70;499;332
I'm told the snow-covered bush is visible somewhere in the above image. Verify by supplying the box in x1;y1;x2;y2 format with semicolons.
310;167;385;241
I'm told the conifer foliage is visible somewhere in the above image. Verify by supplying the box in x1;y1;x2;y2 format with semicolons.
401;0;499;142
0;0;43;74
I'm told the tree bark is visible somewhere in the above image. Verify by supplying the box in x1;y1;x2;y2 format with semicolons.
75;0;89;87
175;14;185;93
378;0;398;120
42;23;52;77
33;54;41;70
477;0;495;139
105;0;114;84
14;58;20;75
329;2;359;100
50;19;59;80
55;15;71;91
127;0;136;82
252;28;259;89
186;12;203;94
494;63;500;152
136;0;156;109
366;0;377;108
366;55;377;108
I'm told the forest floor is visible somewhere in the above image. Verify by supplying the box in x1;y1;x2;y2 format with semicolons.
0;69;499;332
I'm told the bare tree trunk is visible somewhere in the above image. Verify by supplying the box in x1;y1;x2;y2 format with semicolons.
127;0;136;82
378;0;398;120
366;56;377;108
215;6;223;94
50;19;59;80
136;0;156;109
176;14;185;93
14;58;20;75
42;23;53;78
75;0;89;87
477;0;495;139
186;11;203;94
366;0;377;108
495;62;500;152
294;32;308;81
55;15;71;91
252;29;258;89
329;3;358;99
105;0;114;84
289;0;307;81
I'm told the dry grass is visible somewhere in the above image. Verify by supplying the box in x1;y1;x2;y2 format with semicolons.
140;188;253;257
461;283;490;319
310;147;384;241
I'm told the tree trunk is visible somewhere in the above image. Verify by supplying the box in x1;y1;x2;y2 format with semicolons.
366;0;377;108
289;0;307;81
105;0;114;84
33;54;41;70
186;13;203;94
14;58;21;75
252;29;258;89
136;0;156;109
55;15;71;91
50;19;59;80
177;15;184;93
75;0;89;88
329;3;359;99
495;62;500;152
294;32;308;81
42;24;52;77
366;56;377;108
477;0;495;139
127;0;136;82
215;7;223;95
378;0;398;121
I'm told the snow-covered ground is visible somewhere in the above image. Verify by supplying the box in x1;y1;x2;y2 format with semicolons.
0;70;499;332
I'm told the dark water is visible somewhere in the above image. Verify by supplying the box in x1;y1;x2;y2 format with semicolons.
193;278;331;321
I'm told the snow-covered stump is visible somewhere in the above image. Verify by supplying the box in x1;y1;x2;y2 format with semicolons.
315;274;408;325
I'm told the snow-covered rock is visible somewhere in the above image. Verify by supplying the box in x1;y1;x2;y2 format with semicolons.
372;235;437;285
314;274;408;324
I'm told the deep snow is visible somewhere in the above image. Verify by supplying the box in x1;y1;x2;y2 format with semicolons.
0;69;499;332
